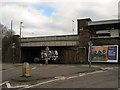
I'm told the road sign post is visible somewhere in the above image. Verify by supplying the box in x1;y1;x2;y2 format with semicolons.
12;43;15;64
88;41;93;68
45;46;49;65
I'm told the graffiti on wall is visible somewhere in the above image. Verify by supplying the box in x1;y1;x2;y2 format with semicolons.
41;50;58;61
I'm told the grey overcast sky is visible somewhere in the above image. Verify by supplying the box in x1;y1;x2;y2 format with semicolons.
0;0;119;37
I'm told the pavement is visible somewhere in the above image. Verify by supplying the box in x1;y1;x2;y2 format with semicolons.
1;63;103;82
1;63;23;71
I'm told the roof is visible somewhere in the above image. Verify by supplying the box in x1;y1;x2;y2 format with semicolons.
86;19;120;30
88;19;119;26
77;18;92;21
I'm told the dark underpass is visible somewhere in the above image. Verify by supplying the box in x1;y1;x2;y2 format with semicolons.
21;46;77;64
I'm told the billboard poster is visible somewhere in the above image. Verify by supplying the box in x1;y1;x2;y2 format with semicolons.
108;46;117;60
88;45;118;63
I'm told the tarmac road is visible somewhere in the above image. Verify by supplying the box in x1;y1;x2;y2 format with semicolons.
0;63;119;89
34;68;118;88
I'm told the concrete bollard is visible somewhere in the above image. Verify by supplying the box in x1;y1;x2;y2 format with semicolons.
22;62;30;77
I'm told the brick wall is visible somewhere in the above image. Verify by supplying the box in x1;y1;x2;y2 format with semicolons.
79;30;91;47
91;38;120;46
78;30;91;63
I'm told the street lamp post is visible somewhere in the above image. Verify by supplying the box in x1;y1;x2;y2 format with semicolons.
0;25;2;65
72;20;74;34
20;22;23;38
10;20;13;39
88;41;93;68
19;22;23;63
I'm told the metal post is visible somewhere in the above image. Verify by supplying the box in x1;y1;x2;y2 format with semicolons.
89;44;91;68
13;48;14;64
11;20;13;36
76;48;78;63
11;20;13;53
19;22;23;63
20;22;23;38
45;46;49;65
12;43;15;64
0;24;2;90
0;25;2;62
45;57;48;65
72;20;74;34
88;41;93;68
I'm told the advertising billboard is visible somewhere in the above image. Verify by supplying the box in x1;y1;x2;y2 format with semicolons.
88;45;118;63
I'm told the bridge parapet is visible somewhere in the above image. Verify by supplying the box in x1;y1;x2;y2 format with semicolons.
21;35;79;42
21;35;79;47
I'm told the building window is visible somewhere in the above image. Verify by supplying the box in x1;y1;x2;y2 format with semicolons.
80;27;83;31
110;30;119;37
97;33;110;37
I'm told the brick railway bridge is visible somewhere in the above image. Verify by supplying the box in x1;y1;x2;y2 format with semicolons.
17;18;120;63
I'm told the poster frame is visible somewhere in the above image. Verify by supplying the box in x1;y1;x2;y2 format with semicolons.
88;45;118;63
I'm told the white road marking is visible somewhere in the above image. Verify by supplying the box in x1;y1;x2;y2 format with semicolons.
55;76;66;80
23;79;60;89
0;81;28;89
32;67;36;70
87;70;105;75
12;85;29;88
101;67;114;70
79;73;86;77
6;82;29;88
66;76;79;79
6;82;12;88
0;81;9;87
19;69;107;89
92;65;100;67
81;65;100;67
